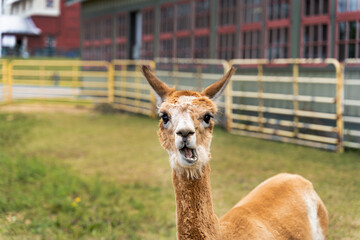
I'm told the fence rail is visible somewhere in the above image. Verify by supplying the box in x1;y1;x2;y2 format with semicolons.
0;58;359;152
343;59;360;149
228;58;342;152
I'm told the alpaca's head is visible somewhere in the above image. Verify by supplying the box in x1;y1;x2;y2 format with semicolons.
141;66;236;178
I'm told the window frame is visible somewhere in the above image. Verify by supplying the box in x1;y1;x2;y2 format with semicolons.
141;8;155;59
265;0;291;59
335;0;360;60
300;0;330;58
240;30;261;59
218;0;237;27
194;35;210;59
175;0;192;58
216;0;237;59
194;0;211;31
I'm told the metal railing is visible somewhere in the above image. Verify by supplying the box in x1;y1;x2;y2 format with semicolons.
0;59;9;103
112;59;156;116
7;59;109;104
0;58;358;152
228;58;343;152
343;59;360;149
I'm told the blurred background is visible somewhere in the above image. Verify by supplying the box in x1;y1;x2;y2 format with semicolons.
0;0;360;60
0;1;360;239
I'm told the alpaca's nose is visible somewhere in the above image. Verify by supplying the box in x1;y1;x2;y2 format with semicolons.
176;129;195;142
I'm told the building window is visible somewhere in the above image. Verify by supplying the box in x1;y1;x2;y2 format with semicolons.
195;0;210;29
104;17;113;39
267;27;289;59
241;30;260;59
117;14;127;38
45;36;56;48
46;0;53;8
160;39;173;58
242;0;261;23
176;37;191;58
116;44;127;59
337;21;360;61
303;24;328;58
94;20;101;40
194;35;209;58
142;8;154;60
177;3;191;31
218;0;236;26
95;47;101;60
160;5;174;33
217;33;235;59
268;0;290;20
83;47;91;60
142;9;154;35
304;0;329;16
104;45;113;61
84;21;91;41
338;0;360;12
141;41;154;60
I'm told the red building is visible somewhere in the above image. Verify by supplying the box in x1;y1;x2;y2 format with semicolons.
29;0;80;56
6;0;80;57
75;0;360;62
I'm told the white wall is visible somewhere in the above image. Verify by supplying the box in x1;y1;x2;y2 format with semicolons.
4;0;60;17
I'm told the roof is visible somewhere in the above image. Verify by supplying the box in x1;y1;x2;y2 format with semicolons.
0;15;41;35
66;0;87;5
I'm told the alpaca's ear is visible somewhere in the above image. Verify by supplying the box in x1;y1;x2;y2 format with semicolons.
201;67;236;101
141;65;172;102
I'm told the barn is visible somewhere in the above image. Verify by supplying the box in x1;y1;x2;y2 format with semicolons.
66;0;360;62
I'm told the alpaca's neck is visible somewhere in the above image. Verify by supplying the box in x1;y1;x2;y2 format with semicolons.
172;164;220;240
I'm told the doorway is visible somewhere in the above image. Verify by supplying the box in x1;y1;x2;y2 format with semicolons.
129;10;142;59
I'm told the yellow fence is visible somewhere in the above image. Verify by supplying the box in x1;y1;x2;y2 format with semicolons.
0;59;9;103
112;59;155;116
229;58;343;152
0;58;353;152
6;59;110;104
343;59;360;149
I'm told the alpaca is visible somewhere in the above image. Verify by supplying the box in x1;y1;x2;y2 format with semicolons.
141;65;328;240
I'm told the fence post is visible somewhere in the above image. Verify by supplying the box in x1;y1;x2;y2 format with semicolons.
173;63;179;89
149;61;157;118
135;65;141;111
292;62;299;137
335;62;344;153
72;63;79;99
7;61;13;104
257;63;264;132
2;60;7;103
224;62;232;132
108;63;114;104
196;65;202;91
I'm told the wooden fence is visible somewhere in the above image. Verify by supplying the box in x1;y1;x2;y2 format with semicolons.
0;58;358;152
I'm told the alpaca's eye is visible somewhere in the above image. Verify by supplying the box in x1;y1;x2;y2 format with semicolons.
203;114;213;125
161;113;169;124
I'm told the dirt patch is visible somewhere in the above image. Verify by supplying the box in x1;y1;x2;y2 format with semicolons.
0;104;92;114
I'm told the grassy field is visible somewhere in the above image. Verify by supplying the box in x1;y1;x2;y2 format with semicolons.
0;110;359;239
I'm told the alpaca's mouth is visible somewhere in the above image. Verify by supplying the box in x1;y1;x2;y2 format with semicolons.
179;147;198;164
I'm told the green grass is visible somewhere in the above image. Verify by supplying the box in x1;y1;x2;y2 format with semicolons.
0;111;359;239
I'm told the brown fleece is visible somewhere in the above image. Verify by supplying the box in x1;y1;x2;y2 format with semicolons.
173;167;329;240
141;65;328;240
141;66;175;99
220;173;328;239
173;164;220;240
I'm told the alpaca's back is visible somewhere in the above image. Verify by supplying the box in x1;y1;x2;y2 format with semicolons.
220;173;328;240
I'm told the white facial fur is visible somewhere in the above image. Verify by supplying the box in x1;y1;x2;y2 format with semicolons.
158;96;214;179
